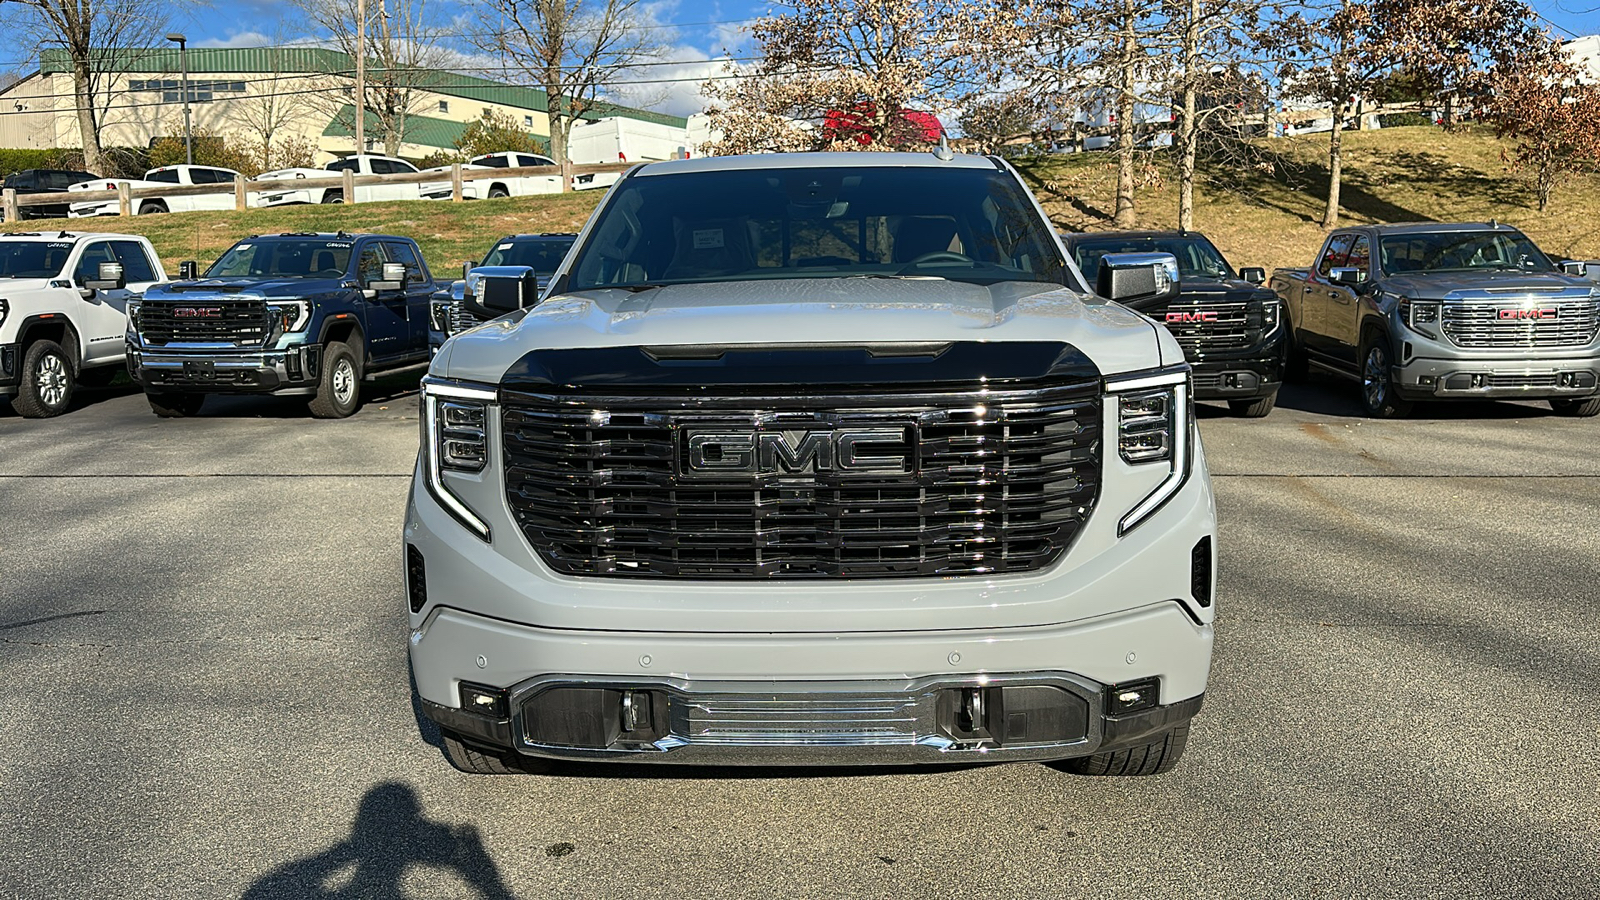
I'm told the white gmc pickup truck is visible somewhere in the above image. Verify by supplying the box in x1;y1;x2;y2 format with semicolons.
406;151;1217;779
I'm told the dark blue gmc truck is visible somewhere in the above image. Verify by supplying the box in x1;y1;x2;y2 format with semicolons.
126;232;438;417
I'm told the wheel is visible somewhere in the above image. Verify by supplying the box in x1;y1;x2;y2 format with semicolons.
308;340;361;418
1550;396;1600;417
1359;336;1412;419
76;365;120;388
138;201;168;215
1228;389;1277;418
487;185;509;199
12;340;75;418
146;391;205;418
321;191;344;205
442;732;545;775
1052;723;1190;776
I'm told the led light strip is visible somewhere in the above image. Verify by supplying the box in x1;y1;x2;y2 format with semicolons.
1107;370;1193;536
422;378;495;541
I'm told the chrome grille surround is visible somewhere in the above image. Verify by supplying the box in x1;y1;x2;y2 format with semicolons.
447;299;477;335
1440;295;1600;349
501;381;1103;579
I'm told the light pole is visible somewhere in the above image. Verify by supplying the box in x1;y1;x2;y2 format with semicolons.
166;33;192;166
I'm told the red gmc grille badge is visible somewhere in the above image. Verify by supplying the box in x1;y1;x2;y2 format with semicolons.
1166;310;1219;324
173;307;223;318
1498;308;1558;320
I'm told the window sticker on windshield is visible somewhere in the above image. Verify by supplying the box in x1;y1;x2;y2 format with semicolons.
48;242;73;249
498;244;513;251
235;243;252;251
693;229;724;250
324;242;352;249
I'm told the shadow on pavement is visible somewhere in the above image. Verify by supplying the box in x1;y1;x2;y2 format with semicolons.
241;782;515;900
1273;377;1557;420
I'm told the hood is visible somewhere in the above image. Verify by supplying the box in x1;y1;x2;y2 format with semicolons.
1124;274;1267;315
257;168;328;181
1382;270;1596;298
434;277;1172;384
0;277;59;293
144;277;345;299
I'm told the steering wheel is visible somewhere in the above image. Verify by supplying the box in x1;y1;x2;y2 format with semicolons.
905;251;975;266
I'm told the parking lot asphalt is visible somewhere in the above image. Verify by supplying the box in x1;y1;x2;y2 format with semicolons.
2;377;1598;899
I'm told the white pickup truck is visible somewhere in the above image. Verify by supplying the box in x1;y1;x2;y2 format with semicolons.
257;154;422;206
419;152;563;201
67;165;249;217
0;231;167;416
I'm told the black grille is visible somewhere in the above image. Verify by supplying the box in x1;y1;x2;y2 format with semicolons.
502;383;1103;579
137;298;271;345
1165;301;1251;354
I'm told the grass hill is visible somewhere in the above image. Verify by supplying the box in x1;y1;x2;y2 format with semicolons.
4;126;1596;277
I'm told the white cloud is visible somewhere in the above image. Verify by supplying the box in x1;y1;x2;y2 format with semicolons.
196;31;277;49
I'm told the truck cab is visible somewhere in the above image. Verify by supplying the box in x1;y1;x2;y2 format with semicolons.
126;232;437;418
0;231;165;417
67;165;246;217
257;155;421;206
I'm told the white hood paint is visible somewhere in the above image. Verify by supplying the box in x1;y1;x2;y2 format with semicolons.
434;277;1178;384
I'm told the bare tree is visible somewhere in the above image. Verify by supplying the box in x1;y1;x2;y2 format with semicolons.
0;0;181;172
227;33;321;171
299;0;451;156
475;0;661;190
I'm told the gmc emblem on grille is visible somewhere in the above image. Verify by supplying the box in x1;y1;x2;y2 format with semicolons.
682;428;911;476
1165;310;1218;324
1499;308;1558;320
173;307;223;318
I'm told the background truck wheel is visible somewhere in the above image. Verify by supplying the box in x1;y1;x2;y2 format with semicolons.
138;200;168;215
1051;723;1190;776
146;392;205;417
308;341;361;418
13;339;75;418
1550;396;1600;417
487;185;510;199
321;191;344;204
442;732;546;775
1359;337;1412;419
1229;389;1277;418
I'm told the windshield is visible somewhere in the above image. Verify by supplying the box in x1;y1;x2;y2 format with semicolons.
1379;231;1555;275
481;238;576;271
565;165;1068;290
205;240;353;278
1072;236;1234;282
0;241;71;277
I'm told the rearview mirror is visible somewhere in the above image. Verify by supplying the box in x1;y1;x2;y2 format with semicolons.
85;261;125;291
1329;267;1367;287
178;260;199;280
1097;252;1180;309
472;265;541;315
1240;266;1266;284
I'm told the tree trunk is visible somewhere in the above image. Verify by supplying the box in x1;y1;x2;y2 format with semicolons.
546;72;573;193
1176;0;1200;232
1322;98;1346;230
1113;0;1138;228
70;58;101;173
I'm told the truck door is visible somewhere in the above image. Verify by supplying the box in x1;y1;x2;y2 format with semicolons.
1303;233;1354;362
1325;233;1372;366
355;242;409;365
380;240;433;361
71;241;134;365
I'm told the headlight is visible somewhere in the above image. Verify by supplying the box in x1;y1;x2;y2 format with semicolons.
1108;369;1192;536
421;377;496;541
1397;298;1438;338
125;299;139;332
1246;296;1280;332
0;298;9;327
266;299;311;333
465;272;486;300
429;299;452;334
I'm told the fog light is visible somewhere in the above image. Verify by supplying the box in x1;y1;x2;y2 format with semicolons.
459;682;508;718
1107;678;1160;715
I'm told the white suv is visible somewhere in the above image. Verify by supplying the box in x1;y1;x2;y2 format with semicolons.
0;232;166;417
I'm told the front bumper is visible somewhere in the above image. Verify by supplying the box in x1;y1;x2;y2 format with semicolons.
258;190;317;207
68;202;119;218
411;603;1211;766
0;342;18;395
1394;355;1600;400
128;344;322;395
1185;329;1287;401
421;184;478;200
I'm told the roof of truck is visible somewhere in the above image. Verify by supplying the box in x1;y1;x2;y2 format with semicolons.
634;151;999;176
1345;222;1525;235
1060;230;1215;243
0;231;145;242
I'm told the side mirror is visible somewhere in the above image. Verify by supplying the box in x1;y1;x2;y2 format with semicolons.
1097;252;1180;309
366;261;407;294
1329;267;1367;287
462;260;473;281
1240;266;1266;284
85;261;126;291
472;265;541;315
1560;260;1588;277
178;260;198;280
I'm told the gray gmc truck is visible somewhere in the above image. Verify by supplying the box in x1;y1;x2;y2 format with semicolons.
1272;222;1600;417
406;151;1217;777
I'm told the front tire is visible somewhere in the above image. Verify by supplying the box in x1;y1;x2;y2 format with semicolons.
1550;396;1600;418
1051;724;1190;776
138;201;168;215
146;392;205;418
1228;389;1277;418
13;340;74;418
308;341;361;418
487;185;510;199
1359;337;1412;419
442;732;546;775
